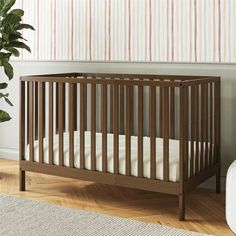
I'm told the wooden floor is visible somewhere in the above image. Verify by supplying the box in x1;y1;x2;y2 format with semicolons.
0;159;233;236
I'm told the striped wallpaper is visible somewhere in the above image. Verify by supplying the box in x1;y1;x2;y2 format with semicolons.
15;0;236;63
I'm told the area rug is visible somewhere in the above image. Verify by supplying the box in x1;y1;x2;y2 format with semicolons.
0;194;210;236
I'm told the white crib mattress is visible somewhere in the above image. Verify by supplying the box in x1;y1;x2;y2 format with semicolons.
25;131;207;182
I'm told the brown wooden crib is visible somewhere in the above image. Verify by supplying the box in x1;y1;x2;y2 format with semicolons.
19;73;221;221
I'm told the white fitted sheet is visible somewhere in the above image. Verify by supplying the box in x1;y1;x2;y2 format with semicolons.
25;131;208;182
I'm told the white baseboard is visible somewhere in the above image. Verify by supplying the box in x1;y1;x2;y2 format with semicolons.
0;147;18;161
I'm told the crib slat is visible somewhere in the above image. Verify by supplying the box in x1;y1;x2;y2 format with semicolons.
27;82;29;144
91;83;96;171
34;82;38;140
205;83;209;169
29;82;34;162
38;82;45;163
200;84;205;170
102;84;107;172
180;86;188;181
62;84;66;131
125;85;131;176
190;86;195;177
56;83;65;132
138;85;143;178
195;85;200;174
160;87;164;138
84;84;87;131
130;86;134;135
179;86;184;170
213;82;216;165
80;83;85;169
58;83;64;166
214;82;217;164
209;83;213;165
110;84;113;132
163;87;169;181
120;83;125;134
113;83;119;174
69;84;75;168
214;81;221;165
185;86;189;180
170;87;175;139
42;83;46;138
73;85;77;130
150;86;156;179
48;82;54;165
56;83;59;134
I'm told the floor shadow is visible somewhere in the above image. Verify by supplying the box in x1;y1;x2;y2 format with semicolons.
0;172;16;179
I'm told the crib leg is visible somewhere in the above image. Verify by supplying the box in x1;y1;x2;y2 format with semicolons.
19;169;26;191
179;193;185;221
216;168;221;194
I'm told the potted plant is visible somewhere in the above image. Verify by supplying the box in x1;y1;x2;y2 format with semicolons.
0;0;34;122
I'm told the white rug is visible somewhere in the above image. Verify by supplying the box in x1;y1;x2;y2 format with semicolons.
0;195;211;236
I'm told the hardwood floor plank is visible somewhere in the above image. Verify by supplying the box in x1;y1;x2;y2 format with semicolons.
0;159;233;236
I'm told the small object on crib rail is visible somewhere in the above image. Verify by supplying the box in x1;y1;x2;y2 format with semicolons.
226;160;236;234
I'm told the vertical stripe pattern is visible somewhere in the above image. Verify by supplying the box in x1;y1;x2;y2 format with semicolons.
16;0;236;62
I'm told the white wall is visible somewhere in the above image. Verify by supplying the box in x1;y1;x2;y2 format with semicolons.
0;61;235;175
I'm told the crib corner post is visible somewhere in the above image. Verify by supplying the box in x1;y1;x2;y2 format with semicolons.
19;169;26;191
178;191;185;221
216;167;221;194
19;78;26;192
178;84;187;221
215;78;221;194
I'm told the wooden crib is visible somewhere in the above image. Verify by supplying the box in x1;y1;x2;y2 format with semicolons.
19;73;221;221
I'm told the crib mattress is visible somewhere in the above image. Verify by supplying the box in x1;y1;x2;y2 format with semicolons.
25;131;207;182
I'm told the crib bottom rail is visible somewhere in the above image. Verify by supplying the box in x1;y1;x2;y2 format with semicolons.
20;160;219;196
185;163;220;192
20;160;180;195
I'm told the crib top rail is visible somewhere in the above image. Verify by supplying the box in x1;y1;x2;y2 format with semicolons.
20;72;220;87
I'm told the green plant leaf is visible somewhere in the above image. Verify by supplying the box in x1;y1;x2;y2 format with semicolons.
2;13;22;33
0;52;11;61
0;110;11;122
9;9;24;17
2;60;13;79
0;91;13;106
3;12;21;23
8;31;26;41
8;41;31;52
0;0;16;16
0;83;8;89
4;97;13;106
0;92;9;98
6;47;19;57
15;23;35;31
